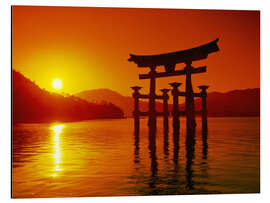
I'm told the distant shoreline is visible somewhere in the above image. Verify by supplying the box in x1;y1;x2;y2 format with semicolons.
12;116;127;125
125;115;260;118
12;115;260;125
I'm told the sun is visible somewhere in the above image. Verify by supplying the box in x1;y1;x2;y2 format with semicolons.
52;78;63;90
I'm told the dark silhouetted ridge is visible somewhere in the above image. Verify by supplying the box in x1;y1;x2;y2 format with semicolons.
196;88;260;117
12;70;124;123
76;88;260;117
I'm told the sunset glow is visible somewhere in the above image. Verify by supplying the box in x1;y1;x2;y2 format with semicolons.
12;6;260;95
52;78;63;90
11;6;260;198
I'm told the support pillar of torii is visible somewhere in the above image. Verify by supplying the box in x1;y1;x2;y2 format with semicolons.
198;85;209;130
128;38;219;131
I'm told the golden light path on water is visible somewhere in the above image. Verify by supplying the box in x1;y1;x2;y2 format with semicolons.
51;124;65;177
12;118;260;197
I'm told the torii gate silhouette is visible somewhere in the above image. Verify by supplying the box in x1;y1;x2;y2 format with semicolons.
129;38;219;131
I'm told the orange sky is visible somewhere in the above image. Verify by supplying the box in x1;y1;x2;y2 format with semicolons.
12;6;260;96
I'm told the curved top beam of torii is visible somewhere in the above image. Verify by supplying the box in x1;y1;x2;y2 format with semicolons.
128;38;219;68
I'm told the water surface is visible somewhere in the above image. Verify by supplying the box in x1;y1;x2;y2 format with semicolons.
12;117;260;198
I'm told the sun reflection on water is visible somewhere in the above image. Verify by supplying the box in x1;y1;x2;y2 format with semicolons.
51;124;65;177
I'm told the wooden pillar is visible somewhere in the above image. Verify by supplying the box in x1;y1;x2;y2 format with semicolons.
148;66;157;129
160;88;170;131
198;85;209;130
131;86;142;130
160;88;170;159
185;60;196;130
170;83;181;166
170;82;181;131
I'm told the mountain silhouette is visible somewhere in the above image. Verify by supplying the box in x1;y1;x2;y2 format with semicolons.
195;89;260;117
12;70;124;123
75;88;260;117
75;89;165;117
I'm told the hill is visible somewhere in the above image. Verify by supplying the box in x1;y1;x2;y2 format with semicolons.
75;89;164;117
12;70;124;123
198;89;260;117
75;88;260;117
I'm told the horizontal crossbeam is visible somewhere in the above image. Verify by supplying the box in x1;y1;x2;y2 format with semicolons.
139;66;206;79
133;110;204;117
137;94;165;100
172;111;203;116
128;38;219;67
193;93;202;97
177;92;186;97
133;111;169;117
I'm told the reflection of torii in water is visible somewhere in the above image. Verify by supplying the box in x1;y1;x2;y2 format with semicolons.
129;39;218;193
129;38;219;131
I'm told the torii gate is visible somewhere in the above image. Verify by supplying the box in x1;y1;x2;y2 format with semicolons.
129;39;219;130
